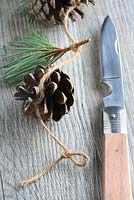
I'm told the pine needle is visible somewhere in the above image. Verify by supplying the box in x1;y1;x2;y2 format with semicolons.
0;31;64;84
17;0;28;14
17;0;35;24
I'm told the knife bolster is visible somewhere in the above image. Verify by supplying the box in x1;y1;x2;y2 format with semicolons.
103;133;132;200
103;108;127;133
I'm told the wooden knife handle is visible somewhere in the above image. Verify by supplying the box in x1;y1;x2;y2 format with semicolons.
103;133;132;200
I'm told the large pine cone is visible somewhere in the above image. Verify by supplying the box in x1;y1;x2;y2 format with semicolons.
14;66;75;122
28;0;95;24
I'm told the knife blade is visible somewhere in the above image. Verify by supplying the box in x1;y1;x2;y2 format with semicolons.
100;16;132;200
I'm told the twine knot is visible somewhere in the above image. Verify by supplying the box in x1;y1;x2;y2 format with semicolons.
62;150;72;158
70;43;79;52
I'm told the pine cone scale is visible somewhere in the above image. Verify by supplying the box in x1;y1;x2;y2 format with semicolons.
59;78;73;94
45;81;58;96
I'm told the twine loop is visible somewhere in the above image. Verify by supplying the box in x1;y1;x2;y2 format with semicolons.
62;150;90;167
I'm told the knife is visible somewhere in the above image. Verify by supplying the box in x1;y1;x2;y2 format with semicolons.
100;16;132;200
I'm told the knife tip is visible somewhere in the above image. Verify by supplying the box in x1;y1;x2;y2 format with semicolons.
103;15;114;28
105;15;111;20
101;15;116;38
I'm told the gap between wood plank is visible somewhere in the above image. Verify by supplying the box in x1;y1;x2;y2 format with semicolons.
0;171;5;200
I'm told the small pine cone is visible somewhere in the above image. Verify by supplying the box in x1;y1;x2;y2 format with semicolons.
14;66;75;122
27;0;95;24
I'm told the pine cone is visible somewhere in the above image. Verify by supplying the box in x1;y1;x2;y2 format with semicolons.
14;66;75;122
28;0;95;24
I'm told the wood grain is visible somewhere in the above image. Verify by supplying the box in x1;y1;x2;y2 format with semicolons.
0;0;134;199
103;134;132;200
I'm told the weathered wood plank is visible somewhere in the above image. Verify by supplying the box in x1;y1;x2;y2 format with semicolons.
0;0;134;199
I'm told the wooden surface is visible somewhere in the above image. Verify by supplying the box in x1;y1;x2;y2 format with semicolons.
103;134;132;200
0;0;134;199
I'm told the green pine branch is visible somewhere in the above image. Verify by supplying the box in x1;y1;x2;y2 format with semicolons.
0;31;64;84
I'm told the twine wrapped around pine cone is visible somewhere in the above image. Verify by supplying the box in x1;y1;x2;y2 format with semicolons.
28;0;95;24
14;65;75;122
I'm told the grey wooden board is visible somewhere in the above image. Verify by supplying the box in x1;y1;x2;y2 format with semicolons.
0;0;134;199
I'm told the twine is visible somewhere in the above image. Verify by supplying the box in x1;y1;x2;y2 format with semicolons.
20;5;91;187
63;6;76;43
39;5;91;90
21;109;90;187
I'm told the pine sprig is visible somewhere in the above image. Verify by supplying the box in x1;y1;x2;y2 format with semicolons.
0;31;90;85
0;32;65;84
